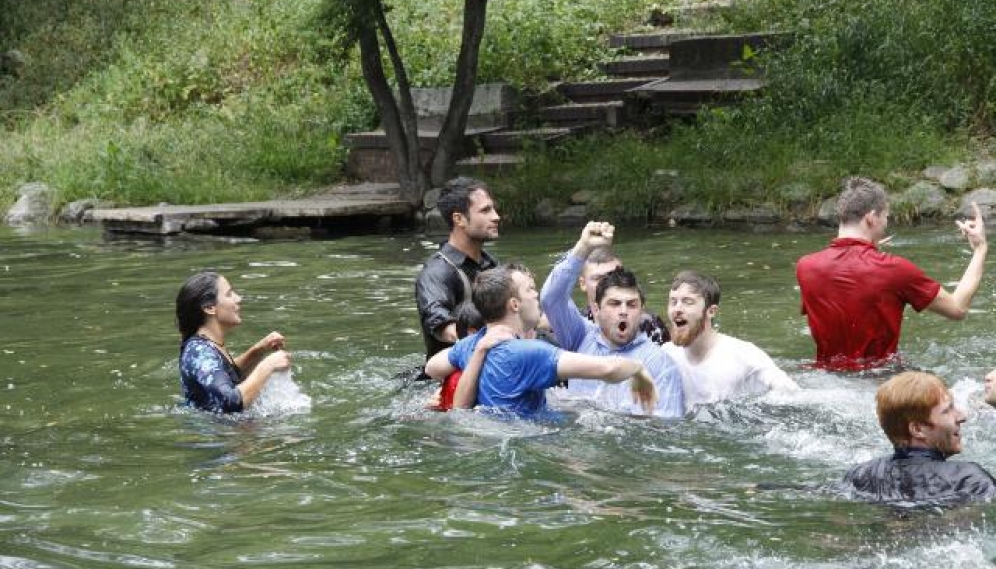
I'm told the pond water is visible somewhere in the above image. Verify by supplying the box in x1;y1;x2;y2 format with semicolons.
2;223;996;568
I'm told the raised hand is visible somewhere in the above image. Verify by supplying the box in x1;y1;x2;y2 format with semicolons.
956;202;987;251
574;221;616;258
257;331;286;351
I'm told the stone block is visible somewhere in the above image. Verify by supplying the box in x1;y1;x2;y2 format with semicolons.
958;188;996;220
670;202;714;225
556;204;588;227
816;196;838;226
424;208;448;234
939;165;971;190
6;182;56;226
410;83;516;130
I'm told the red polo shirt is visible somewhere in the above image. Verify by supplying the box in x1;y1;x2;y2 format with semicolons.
796;238;941;370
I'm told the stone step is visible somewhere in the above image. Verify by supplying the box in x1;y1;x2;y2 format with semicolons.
598;54;671;78
625;77;765;124
541;101;624;127
345;127;502;182
630;77;765;98
454;153;523;177
480;125;595;153
668;32;788;80
344;126;501;150
608;30;698;52
556;78;653;104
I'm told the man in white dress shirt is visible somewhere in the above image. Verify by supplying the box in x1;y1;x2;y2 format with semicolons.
663;270;798;412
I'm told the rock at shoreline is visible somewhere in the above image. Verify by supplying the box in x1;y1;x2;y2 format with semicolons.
6;182;57;226
59;199;116;224
939;165;971;191
957;188;996;220
891;182;946;220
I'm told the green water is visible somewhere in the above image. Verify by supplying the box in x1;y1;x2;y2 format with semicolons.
3;224;996;568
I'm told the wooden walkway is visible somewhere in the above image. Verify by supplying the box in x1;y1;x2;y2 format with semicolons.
89;183;413;235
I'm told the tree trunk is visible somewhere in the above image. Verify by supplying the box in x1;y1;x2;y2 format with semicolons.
430;0;489;187
375;5;430;206
355;2;430;208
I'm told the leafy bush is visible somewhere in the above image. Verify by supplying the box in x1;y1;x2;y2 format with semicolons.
0;0;656;208
386;0;652;90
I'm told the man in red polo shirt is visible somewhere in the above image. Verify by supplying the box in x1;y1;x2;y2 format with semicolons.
796;177;987;370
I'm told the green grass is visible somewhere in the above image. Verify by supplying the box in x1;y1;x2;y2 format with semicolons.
0;0;992;221
0;0;654;211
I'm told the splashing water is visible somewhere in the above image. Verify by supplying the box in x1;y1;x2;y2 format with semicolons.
250;369;311;416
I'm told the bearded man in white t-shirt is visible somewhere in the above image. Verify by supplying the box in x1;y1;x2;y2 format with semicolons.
663;270;798;412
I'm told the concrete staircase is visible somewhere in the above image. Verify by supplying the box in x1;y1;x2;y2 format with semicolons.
345;9;783;183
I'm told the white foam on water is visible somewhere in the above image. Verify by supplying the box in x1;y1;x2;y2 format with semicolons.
250;369;312;417
248;261;299;267
758;385;885;464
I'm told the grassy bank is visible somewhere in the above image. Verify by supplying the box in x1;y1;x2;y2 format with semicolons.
499;0;995;224
0;0;651;209
1;0;993;222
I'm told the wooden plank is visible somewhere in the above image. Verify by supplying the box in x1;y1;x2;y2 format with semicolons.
90;194;412;235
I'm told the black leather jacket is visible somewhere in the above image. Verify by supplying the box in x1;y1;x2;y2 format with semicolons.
414;242;498;360
844;447;996;504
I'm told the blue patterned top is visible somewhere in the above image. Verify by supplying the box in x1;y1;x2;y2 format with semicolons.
179;335;244;413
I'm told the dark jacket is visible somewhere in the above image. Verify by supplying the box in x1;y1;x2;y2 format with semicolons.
844;447;996;504
415;242;498;360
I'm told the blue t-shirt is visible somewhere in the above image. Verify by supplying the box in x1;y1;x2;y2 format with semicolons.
179;336;244;413
448;328;562;416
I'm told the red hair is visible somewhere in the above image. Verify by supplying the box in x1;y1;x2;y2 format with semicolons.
875;371;948;447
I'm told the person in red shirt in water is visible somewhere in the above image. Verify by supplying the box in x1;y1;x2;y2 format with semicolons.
796;177;988;371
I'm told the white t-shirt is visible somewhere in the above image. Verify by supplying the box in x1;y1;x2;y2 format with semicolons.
662;333;797;412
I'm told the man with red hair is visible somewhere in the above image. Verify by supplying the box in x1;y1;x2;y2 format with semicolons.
844;371;996;503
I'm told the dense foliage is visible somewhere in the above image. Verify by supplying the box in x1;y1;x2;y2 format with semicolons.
0;0;993;219
501;0;995;223
0;0;650;208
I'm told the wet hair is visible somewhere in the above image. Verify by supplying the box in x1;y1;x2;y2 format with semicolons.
436;177;491;231
586;246;620;267
472;263;531;323
670;270;721;307
876;371;949;447
836;176;888;225
454;301;484;338
175;271;220;341
594;266;645;306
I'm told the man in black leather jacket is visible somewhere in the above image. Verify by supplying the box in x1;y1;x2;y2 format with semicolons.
844;371;996;504
415;177;500;362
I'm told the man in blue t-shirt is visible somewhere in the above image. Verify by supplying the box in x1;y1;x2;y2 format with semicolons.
425;264;658;416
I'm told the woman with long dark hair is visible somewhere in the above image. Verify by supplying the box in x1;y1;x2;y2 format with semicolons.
175;271;291;413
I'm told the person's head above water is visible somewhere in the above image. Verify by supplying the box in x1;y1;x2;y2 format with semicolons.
472;263;540;334
453;301;485;339
579;246;622;308
592;265;645;347
175;271;244;342
837;177;889;225
836;176;890;244
667;270;720;348
876;371;966;457
436;176;500;241
176;271;222;341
